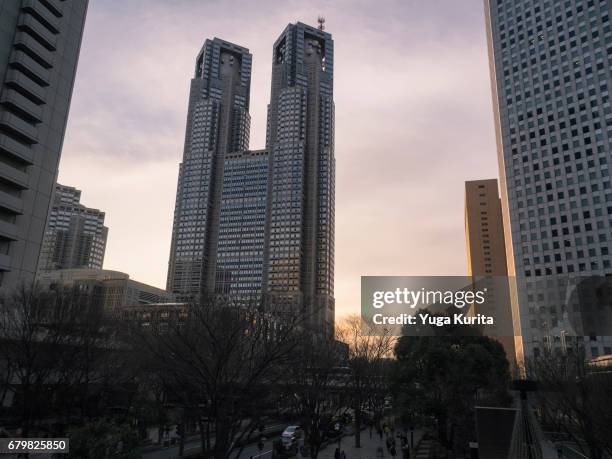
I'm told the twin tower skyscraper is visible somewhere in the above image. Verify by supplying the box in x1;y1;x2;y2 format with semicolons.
166;22;335;335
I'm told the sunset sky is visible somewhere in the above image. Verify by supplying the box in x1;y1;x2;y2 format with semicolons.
58;0;499;318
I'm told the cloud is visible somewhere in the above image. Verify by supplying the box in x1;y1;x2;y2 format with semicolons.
59;0;499;318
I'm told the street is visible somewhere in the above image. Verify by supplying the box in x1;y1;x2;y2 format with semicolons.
141;431;279;459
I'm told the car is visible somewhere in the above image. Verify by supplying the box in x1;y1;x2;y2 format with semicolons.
281;425;302;445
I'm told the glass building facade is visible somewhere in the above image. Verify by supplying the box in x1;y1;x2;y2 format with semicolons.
485;0;612;360
167;23;335;336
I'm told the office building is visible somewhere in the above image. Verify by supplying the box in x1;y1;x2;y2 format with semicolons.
112;302;188;332
465;179;516;362
465;179;509;277
38;268;173;309
0;0;89;290
265;22;335;334
38;183;107;272
167;22;335;335
167;38;252;300
216;149;269;295
484;0;612;359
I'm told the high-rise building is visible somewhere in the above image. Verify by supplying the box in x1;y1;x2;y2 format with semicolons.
167;38;253;300
465;179;516;362
266;23;335;334
0;0;88;291
484;0;612;360
37;183;108;272
167;22;335;335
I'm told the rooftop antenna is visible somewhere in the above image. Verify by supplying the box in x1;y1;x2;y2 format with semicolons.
317;16;325;31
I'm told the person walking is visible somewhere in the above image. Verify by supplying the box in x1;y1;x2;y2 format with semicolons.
334;446;341;459
257;434;266;453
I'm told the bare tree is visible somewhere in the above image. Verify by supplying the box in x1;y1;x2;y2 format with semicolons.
280;333;347;459
132;295;304;459
335;315;394;448
526;349;612;459
0;284;120;437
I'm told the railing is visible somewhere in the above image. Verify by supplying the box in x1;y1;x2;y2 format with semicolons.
560;444;590;459
507;398;543;459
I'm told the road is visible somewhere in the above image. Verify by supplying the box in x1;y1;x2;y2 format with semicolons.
141;430;280;459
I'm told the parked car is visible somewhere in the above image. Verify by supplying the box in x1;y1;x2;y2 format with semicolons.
281;425;302;446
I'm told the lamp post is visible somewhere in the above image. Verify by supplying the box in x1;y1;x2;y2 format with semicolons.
410;426;414;449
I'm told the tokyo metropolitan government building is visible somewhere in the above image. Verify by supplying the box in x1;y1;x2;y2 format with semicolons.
167;22;335;336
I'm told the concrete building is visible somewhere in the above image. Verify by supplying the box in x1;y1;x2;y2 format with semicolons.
484;0;612;360
112;302;188;333
465;179;516;363
0;0;88;291
265;23;335;335
167;22;335;336
216;149;269;295
38;268;172;309
37;183;107;272
465;179;509;277
167;38;252;301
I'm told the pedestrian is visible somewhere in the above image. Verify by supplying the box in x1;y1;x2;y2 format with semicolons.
340;450;346;459
378;427;383;441
334;446;341;459
390;445;397;458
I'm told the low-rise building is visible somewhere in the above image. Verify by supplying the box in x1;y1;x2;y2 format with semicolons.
37;268;172;308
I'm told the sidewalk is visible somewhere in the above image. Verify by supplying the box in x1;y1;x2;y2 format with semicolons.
317;429;424;459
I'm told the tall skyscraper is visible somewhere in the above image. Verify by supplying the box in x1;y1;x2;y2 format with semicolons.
465;179;516;362
167;22;335;335
484;0;612;360
266;23;335;334
167;38;253;300
0;0;88;291
37;183;108;272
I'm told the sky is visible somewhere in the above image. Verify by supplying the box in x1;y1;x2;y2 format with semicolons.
58;0;499;318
